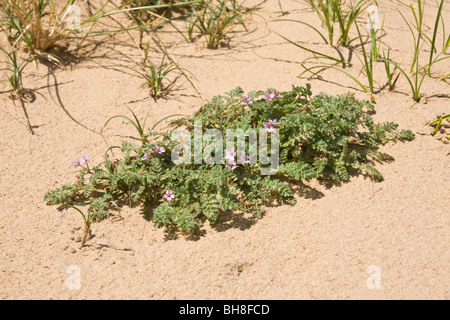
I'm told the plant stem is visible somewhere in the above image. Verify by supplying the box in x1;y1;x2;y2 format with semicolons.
80;222;91;248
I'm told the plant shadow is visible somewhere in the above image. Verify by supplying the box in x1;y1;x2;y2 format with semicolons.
138;178;326;242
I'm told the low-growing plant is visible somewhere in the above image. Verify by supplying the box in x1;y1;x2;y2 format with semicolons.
0;47;54;134
44;84;414;245
0;47;59;95
187;0;249;48
137;51;178;97
0;47;40;95
113;47;192;98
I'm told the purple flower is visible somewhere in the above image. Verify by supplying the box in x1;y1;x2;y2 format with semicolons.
155;146;165;154
162;190;175;202
224;148;236;162
78;155;90;165
274;90;283;98
225;160;237;170
70;155;90;168
263;119;280;132
265;92;275;102
239;154;250;164
242;95;253;105
143;146;165;159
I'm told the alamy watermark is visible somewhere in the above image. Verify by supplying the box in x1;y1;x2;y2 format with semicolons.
169;120;280;175
366;265;381;289
66;5;81;31
366;5;382;30
66;265;81;290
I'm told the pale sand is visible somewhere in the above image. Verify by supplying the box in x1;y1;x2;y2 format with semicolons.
0;0;448;299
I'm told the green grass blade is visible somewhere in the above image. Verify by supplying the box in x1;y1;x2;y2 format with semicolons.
298;65;368;93
272;30;344;63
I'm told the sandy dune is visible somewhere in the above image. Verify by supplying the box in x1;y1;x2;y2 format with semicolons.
0;0;448;299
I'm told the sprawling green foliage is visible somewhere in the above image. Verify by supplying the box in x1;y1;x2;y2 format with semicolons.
44;84;414;238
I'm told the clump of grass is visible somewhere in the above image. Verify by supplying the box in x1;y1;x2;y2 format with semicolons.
0;47;55;133
380;0;449;102
123;0;202;46
270;0;370;66
187;0;249;48
113;44;191;98
0;0;192;53
0;47;57;96
138;50;179;97
1;47;38;96
297;19;378;95
305;0;369;47
0;0;81;52
296;0;449;102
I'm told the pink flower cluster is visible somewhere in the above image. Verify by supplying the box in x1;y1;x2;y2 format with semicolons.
141;145;165;160
70;155;90;168
265;90;283;103
70;155;90;184
162;190;175;202
224;148;250;170
242;95;253;105
263;119;280;132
